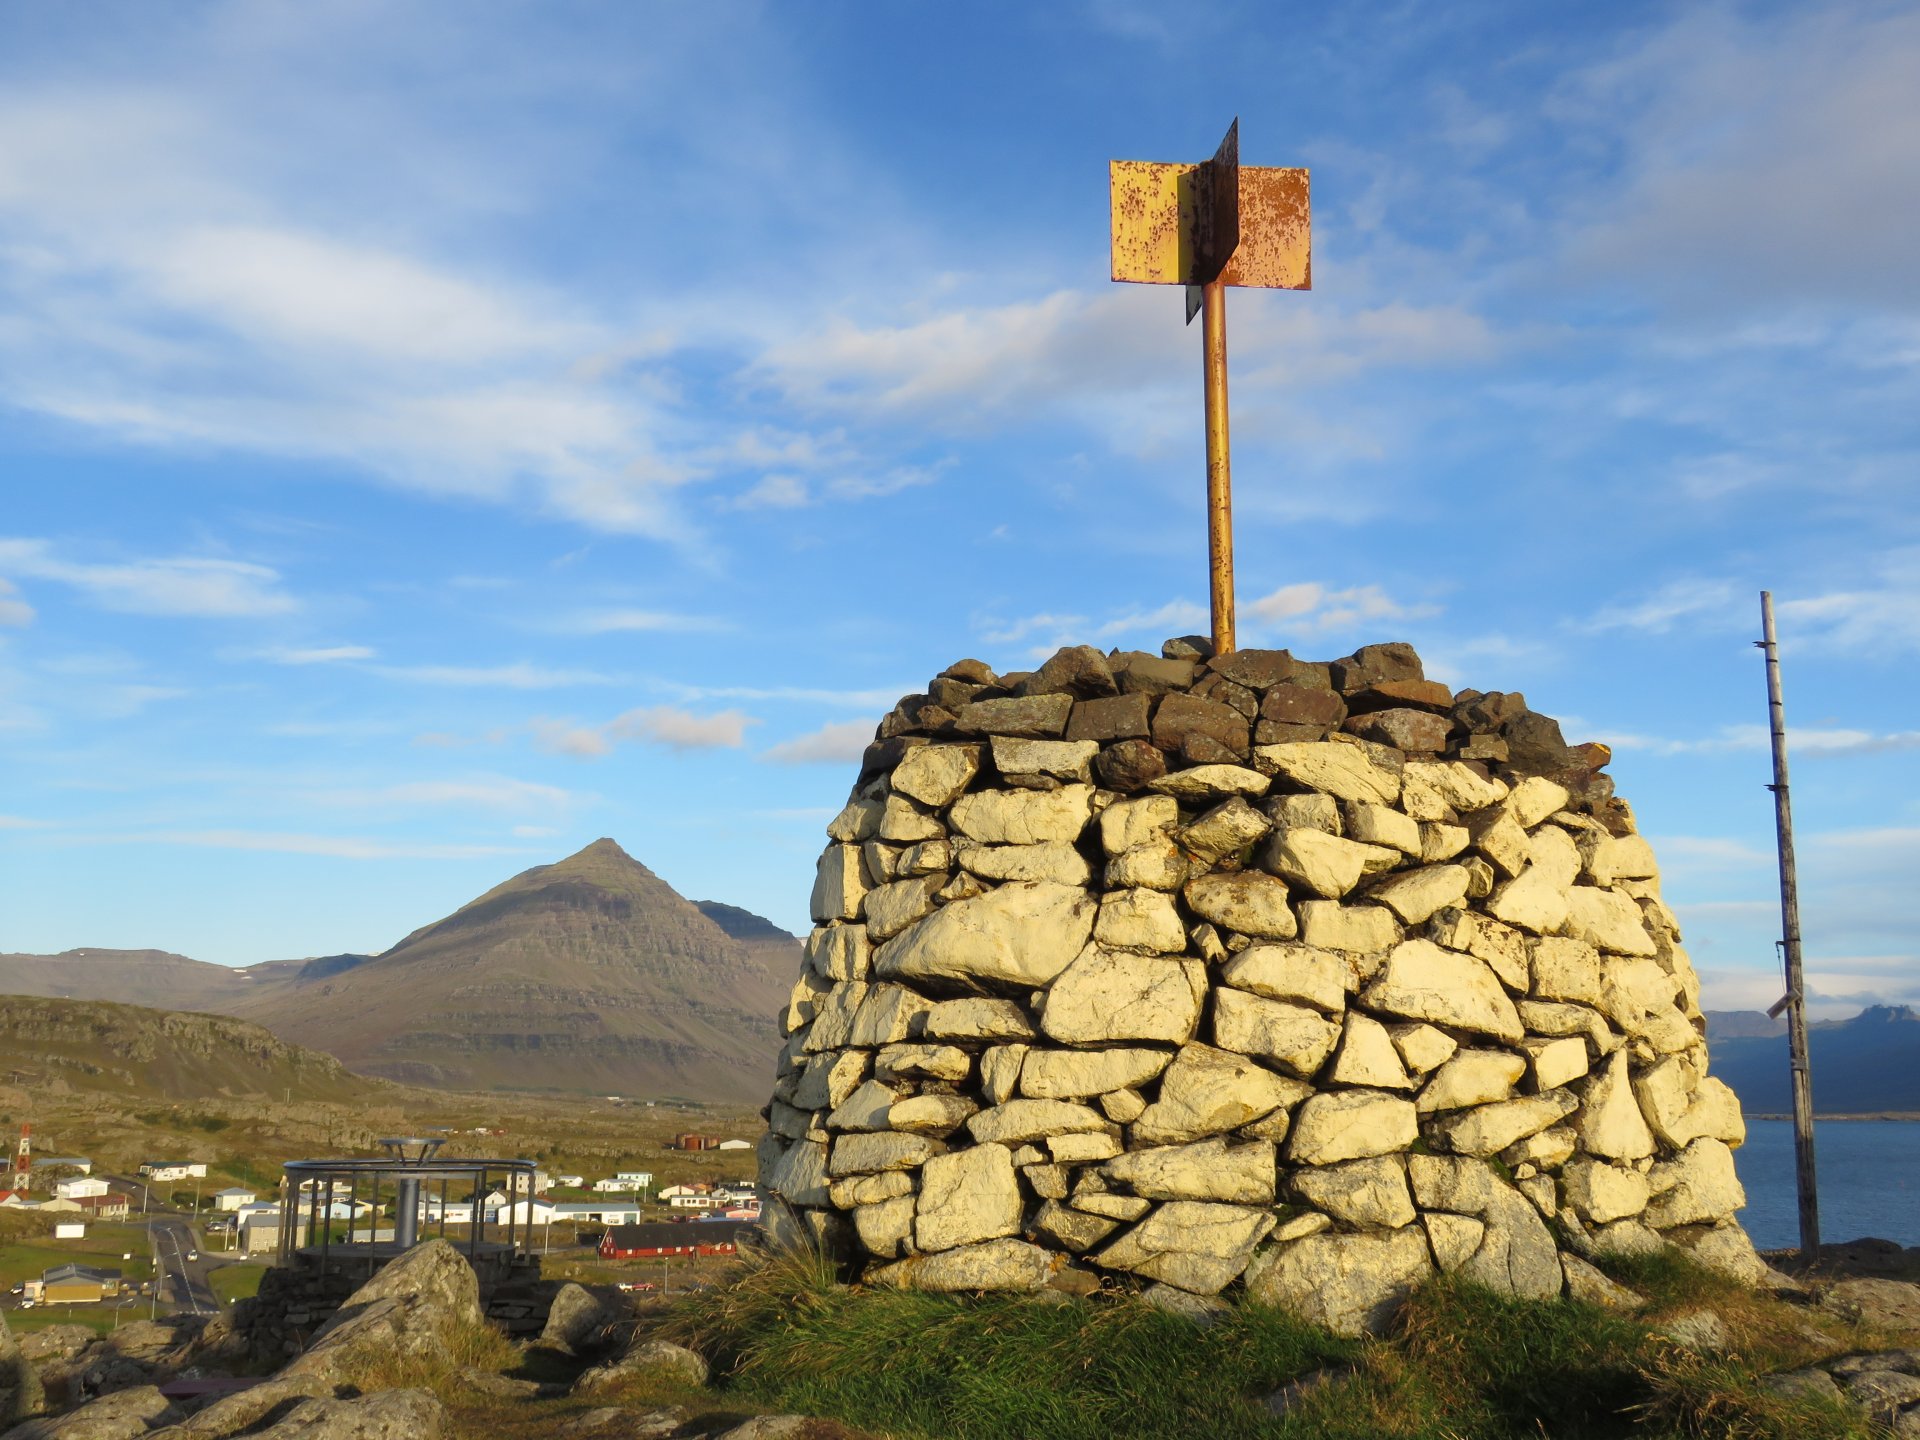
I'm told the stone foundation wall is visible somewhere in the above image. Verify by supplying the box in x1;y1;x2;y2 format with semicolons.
758;639;1755;1334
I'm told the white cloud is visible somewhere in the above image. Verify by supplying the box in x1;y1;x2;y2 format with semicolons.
730;474;811;510
532;704;756;758
0;579;33;626
378;662;614;689
556;609;728;636
1604;724;1920;759
0;814;48;829
1582;577;1740;635
1243;581;1437;636
252;644;374;665
69;829;537;860
761;719;873;765
0;537;297;618
309;778;582;814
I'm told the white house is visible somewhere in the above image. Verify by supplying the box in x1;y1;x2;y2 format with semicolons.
657;1184;709;1202
493;1197;560;1227
53;1222;85;1239
555;1201;641;1224
554;1174;585;1188
238;1209;281;1254
211;1188;257;1212
615;1170;653;1185
420;1197;475;1225
139;1162;207;1182
54;1176;109;1201
717;1139;752;1151
591;1177;638;1193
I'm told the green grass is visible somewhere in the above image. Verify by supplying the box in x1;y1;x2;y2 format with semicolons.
0;1225;157;1289
664;1249;1880;1440
3;1304;138;1337
206;1261;267;1305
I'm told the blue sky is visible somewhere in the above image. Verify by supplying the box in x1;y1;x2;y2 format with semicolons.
1;1;1916;1019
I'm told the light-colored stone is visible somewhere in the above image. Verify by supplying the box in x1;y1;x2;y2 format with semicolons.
791;1049;869;1111
1148;763;1271;800
948;784;1093;845
1359;938;1523;1041
1529;936;1607;1007
979;1043;1028;1105
1589;1219;1667;1258
1425;1212;1485;1271
1100;794;1179;854
1432;1090;1579;1156
827;796;883;843
1131;1043;1309;1144
898;839;951;876
870;1238;1057;1292
1343;801;1422;856
915;1144;1022;1252
1561;1254;1646;1309
1506;1125;1577;1169
924;997;1034;1041
1563;1158;1650;1224
1578;1052;1656;1161
829;1131;941;1176
1183;872;1299;939
1101;1087;1146;1123
1103;1137;1277;1204
1297;900;1400;953
828;1078;904;1132
990;735;1097;783
1460;1183;1563;1300
1426;908;1529;991
1289;1156;1415;1228
1465;809;1533;879
1522;1036;1590;1091
1367;865;1472;925
864;875;942;941
878;793;945;843
1105;840;1190;891
1023;1164;1067;1200
1517;998;1615;1050
1257;742;1401;804
766;1137;830;1207
1049;1132;1123;1163
1416;1049;1525;1112
1019;1047;1173;1099
1260;827;1399;899
1042;946;1208;1045
1218;943;1350;1014
1072;1191;1151;1222
887;1094;979;1137
1246;1227;1433;1336
1389;1022;1457;1075
1504;776;1570;828
1420;822;1470;863
854;1195;918;1258
805;922;872;982
864;838;902;882
1094;888;1189;953
1328;1011;1413;1089
1176;797;1272;865
810;844;871;923
966;1099;1112;1146
891;744;982;808
1644;1140;1745;1228
956;842;1093;886
1271;1211;1333;1243
849;984;934;1047
1031;1200;1119;1253
1487;865;1571;935
1286;1090;1419;1165
1212;989;1341;1077
785;968;831;1031
1095;1201;1277;1295
1408;1154;1496;1213
1269;793;1341;833
1564;887;1657;956
1578;830;1659;886
876;881;1096;988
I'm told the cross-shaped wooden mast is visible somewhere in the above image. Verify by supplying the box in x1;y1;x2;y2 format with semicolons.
1110;120;1311;656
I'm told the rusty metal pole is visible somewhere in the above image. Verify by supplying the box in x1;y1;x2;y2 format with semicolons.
1759;590;1819;1259
1201;277;1235;655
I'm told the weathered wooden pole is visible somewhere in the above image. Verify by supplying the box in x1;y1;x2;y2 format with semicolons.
1758;590;1819;1259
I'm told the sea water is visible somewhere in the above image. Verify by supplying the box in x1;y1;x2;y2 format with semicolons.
1734;1118;1920;1250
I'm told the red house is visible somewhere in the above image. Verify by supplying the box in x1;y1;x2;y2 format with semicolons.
598;1219;754;1260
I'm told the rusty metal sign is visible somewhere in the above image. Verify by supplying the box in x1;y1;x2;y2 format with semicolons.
1107;119;1312;656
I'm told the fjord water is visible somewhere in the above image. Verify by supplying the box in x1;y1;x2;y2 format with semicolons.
1736;1119;1920;1249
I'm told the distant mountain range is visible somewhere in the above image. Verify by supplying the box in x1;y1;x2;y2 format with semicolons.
0;839;798;1104
1706;1005;1920;1114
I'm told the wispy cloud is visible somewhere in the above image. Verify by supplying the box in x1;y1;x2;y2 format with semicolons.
760;719;873;765
1604;724;1920;759
377;663;615;689
1582;578;1740;635
553;609;729;636
1244;581;1438;636
251;644;375;665
0;579;33;627
305;777;584;814
532;705;756;758
0;538;297;618
67;829;538;861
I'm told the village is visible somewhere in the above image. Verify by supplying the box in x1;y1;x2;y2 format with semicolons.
0;1122;764;1328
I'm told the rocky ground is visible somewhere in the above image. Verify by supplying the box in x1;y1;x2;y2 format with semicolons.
6;1235;1920;1439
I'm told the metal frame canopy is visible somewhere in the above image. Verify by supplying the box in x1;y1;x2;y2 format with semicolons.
1109;119;1311;656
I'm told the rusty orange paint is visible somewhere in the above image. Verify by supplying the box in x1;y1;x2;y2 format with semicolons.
1109;162;1309;290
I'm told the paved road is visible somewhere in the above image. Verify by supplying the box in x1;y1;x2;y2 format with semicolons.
147;1218;217;1316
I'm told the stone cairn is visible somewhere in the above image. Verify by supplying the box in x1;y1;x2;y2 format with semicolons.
759;639;1755;1335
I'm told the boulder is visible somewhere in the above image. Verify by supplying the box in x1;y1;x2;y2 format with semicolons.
1212;990;1341;1077
1130;1044;1308;1145
539;1283;613;1355
285;1239;483;1388
1094;1202;1276;1295
1182;873;1300;940
1256;743;1400;805
1459;1184;1563;1300
1040;948;1208;1045
890;744;982;807
1359;939;1523;1041
1286;1090;1418;1165
1259;829;1396;899
1019;1048;1172;1098
915;1145;1023;1252
1102;1138;1277;1204
1;1312;43;1428
876;882;1096;988
1289;1156;1415;1228
1217;944;1349;1014
576;1338;710;1393
1246;1228;1433;1337
870;1239;1057;1292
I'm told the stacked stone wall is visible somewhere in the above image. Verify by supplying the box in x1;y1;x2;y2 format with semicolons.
759;639;1756;1334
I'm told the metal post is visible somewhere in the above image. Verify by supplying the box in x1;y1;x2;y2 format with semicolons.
1200;277;1235;655
1759;590;1819;1259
